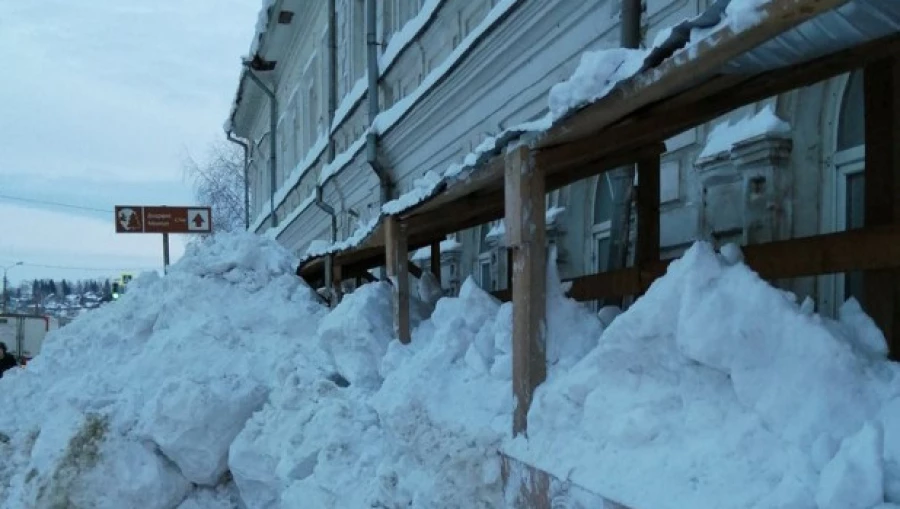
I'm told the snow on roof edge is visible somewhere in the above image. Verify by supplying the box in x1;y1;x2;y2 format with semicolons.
224;0;279;137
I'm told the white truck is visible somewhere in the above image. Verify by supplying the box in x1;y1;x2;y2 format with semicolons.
0;313;59;364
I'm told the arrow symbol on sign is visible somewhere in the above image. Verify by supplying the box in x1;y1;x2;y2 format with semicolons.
192;214;205;228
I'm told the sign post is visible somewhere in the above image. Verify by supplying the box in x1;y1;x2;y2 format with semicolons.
162;233;170;272
114;206;212;272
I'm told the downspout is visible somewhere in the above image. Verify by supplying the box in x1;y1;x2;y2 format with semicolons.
226;131;251;230
327;0;338;162
315;0;340;303
606;0;643;305
243;67;279;229
314;187;338;302
366;0;392;206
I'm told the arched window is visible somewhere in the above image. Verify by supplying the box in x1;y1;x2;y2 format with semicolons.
837;72;865;152
834;71;866;306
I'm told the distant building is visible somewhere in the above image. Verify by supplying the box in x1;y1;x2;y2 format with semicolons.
226;0;865;316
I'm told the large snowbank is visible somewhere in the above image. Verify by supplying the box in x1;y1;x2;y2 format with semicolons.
506;242;900;509
0;232;326;508
5;230;900;508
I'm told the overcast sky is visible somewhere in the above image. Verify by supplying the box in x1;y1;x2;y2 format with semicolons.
0;0;259;285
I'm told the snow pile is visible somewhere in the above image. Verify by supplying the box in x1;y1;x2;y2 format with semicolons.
229;248;604;508
506;241;900;509
0;232;326;509
548;48;648;121
7;228;900;508
230;280;513;507
699;104;791;159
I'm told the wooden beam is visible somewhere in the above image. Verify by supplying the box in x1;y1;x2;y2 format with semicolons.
505;144;547;437
538;33;900;177
385;216;411;344
863;56;900;359
635;155;661;267
430;241;441;278
492;225;900;303
500;453;636;509
332;263;343;303
501;455;551;509
404;145;661;243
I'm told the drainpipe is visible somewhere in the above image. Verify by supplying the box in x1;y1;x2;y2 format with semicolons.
327;0;338;162
312;0;341;304
226;131;251;230
606;0;643;306
313;186;338;303
243;67;279;229
366;0;392;206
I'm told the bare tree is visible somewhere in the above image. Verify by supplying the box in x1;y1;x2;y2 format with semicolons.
183;140;246;234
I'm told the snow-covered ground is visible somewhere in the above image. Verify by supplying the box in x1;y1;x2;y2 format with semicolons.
1;233;900;508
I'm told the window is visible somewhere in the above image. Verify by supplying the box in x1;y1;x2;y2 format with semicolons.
826;71;866;314
292;96;302;165
546;190;561;209
383;0;421;45
477;223;495;290
837;72;865;152
306;83;318;151
352;0;366;81
591;174;616;309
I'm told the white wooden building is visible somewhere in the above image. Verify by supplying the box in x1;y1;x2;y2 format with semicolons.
225;0;877;316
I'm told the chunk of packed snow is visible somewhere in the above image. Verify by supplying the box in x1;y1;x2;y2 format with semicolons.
548;48;648;121
839;297;889;357
417;271;444;309
724;0;769;33
816;422;885;509
140;376;269;485
699;104;791;159
410;238;462;261
382;171;443;215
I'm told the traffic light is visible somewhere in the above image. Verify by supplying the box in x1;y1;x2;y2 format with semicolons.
122;273;133;285
111;282;120;300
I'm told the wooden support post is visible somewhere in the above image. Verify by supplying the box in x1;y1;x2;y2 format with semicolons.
635;154;661;268
430;241;441;278
504;145;547;437
333;263;343;304
507;248;514;291
385;216;411;344
863;56;900;359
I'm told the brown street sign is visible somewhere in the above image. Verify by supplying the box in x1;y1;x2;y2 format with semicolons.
115;206;212;234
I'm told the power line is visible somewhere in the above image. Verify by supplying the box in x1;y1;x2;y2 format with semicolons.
18;262;159;272
0;258;158;273
0;193;111;214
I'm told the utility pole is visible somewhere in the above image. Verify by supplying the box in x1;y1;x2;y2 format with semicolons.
2;262;23;314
